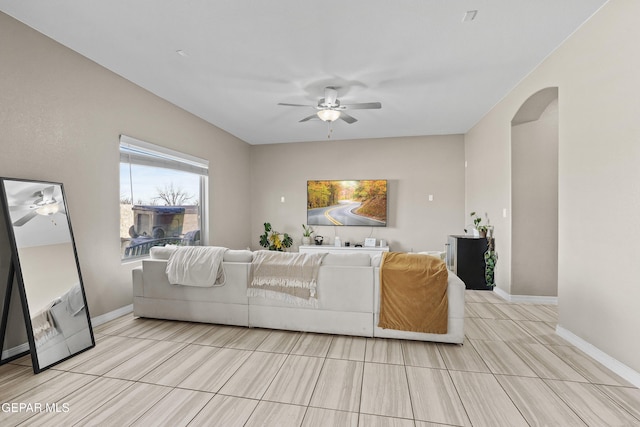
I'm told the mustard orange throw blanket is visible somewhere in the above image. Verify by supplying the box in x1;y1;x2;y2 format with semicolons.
378;252;448;334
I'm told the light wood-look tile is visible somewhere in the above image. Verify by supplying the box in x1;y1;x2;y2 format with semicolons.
597;384;640;421
104;340;187;381
74;382;171;426
365;338;404;364
437;339;490;373
302;407;358;427
514;320;570;346
405;366;470;426
545;379;640;426
139;344;220;387
187;394;258;427
310;358;363;412
23;377;135;427
190;325;246;347
358;414;415;427
256;330;301;353
492;303;540;321
244;401;307;427
262;355;324;405
3;296;637;427
131;388;213;427
360;363;412;419
449;370;529;427
327;335;367;361
466;302;510;319
547;344;633;386
496;375;587;426
401;340;446;369
219;351;287;399
111;318;170;338
469;339;537;377
133;320;194;341
476;318;537;343
508;342;588;382
290;332;333;357
163;322;215;343
0;363;62;402
0;372;96;426
224;327;272;350
177;348;252;392
66;337;155;375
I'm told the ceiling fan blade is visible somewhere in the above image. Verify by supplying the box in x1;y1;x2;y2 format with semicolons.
339;113;358;124
342;102;382;110
278;103;314;108
13;210;38;227
299;114;319;122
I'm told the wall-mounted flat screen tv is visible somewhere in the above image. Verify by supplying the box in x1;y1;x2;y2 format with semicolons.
307;180;387;227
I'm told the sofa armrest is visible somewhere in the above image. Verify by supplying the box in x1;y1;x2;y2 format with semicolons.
133;267;143;297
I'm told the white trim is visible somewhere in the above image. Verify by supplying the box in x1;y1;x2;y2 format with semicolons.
91;304;133;327
556;326;640;388
492;287;558;304
1;343;29;361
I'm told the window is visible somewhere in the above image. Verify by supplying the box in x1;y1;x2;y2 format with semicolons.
119;135;208;260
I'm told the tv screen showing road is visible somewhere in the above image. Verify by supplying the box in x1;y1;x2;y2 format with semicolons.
307;180;387;227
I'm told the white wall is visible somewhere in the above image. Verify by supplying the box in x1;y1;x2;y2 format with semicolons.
465;0;640;373
250;135;465;254
0;12;253;317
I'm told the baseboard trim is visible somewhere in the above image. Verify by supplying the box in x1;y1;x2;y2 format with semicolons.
492;287;558;305
1;343;29;361
91;304;133;327
556;325;640;389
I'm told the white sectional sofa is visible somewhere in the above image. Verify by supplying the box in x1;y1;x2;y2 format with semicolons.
132;247;465;343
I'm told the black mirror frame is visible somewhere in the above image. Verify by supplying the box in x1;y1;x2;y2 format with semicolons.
0;177;95;373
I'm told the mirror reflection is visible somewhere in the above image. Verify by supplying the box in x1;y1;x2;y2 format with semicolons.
1;179;94;371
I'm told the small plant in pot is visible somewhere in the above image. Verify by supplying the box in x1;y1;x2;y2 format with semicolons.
301;224;313;246
259;222;293;251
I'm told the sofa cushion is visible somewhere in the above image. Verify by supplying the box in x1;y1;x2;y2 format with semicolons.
149;246;177;260
321;253;371;267
223;250;253;262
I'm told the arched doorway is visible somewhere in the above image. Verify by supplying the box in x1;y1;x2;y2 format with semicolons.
511;87;558;297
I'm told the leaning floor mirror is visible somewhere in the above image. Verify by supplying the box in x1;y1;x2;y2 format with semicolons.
0;178;94;373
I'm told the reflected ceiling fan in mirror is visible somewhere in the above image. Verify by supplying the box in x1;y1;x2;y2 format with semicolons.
10;185;66;226
278;86;382;124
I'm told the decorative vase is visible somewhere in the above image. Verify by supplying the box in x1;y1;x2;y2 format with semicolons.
302;236;311;246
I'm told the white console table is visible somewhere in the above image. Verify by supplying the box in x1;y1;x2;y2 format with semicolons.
299;245;389;257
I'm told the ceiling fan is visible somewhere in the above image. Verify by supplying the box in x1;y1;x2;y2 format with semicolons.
278;86;382;124
10;186;65;227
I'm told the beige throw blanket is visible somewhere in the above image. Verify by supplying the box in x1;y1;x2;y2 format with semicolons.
249;250;326;307
166;246;228;287
378;252;448;334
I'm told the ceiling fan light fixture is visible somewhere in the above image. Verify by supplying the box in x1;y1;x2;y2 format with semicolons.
317;109;341;122
36;202;59;216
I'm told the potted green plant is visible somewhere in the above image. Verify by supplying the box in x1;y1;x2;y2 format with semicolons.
484;230;498;288
469;211;488;237
259;222;293;251
301;224;313;246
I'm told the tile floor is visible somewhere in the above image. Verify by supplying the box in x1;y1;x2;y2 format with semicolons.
1;290;639;426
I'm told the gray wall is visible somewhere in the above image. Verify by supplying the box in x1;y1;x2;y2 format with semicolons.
250;135;465;253
511;99;559;297
0;12;253;317
465;0;640;373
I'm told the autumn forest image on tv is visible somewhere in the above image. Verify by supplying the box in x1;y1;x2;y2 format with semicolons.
307;180;387;227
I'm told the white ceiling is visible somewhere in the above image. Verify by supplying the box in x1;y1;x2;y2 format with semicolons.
1;0;607;145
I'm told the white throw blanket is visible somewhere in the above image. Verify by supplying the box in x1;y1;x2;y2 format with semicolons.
248;250;325;307
166;246;228;287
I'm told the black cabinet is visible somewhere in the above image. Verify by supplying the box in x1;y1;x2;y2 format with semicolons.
446;235;490;290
